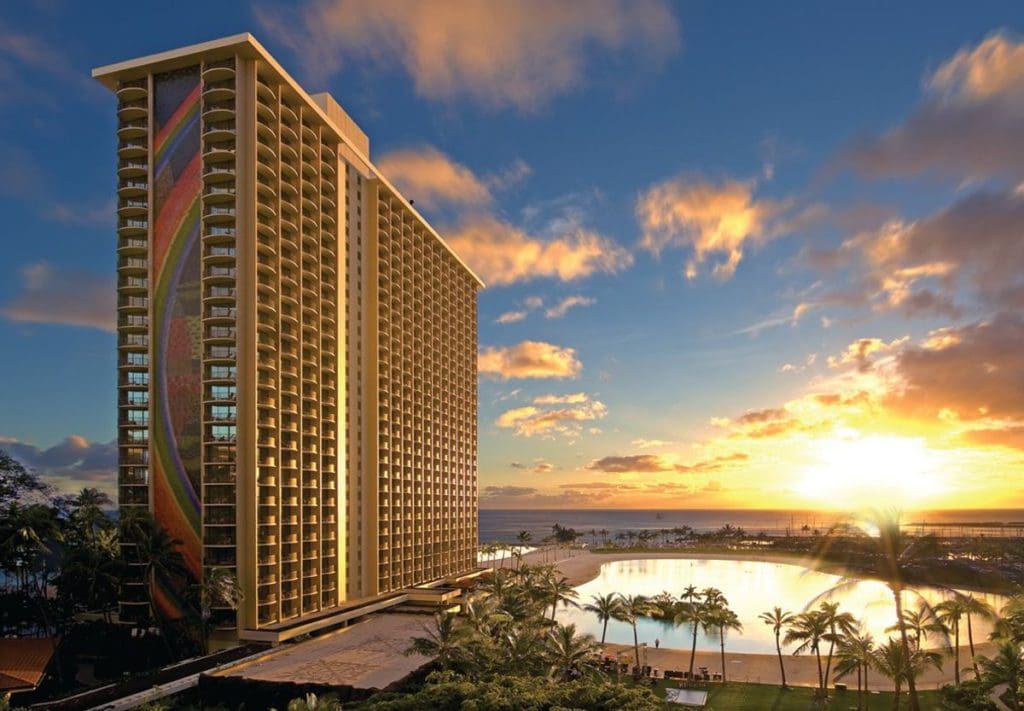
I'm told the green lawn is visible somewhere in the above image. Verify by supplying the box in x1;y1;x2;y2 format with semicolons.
651;681;944;710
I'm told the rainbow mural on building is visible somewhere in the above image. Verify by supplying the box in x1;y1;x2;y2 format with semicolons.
151;67;203;618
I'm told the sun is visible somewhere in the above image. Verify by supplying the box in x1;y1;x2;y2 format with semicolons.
792;432;948;509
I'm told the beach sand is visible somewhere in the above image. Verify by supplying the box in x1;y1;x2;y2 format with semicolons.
501;547;994;690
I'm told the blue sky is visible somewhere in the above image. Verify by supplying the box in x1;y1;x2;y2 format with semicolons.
2;1;1023;509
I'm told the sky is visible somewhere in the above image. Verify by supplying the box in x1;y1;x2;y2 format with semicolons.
1;1;1023;511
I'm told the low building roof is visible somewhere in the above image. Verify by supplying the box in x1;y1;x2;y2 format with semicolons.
0;638;59;693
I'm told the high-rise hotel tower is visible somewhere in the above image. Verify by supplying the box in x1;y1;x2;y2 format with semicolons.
93;34;482;644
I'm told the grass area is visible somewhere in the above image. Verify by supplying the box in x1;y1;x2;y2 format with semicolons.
651;681;944;710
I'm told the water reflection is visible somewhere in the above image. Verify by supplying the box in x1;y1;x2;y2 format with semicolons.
556;558;1003;654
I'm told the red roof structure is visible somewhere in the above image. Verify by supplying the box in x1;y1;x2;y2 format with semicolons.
0;638;59;693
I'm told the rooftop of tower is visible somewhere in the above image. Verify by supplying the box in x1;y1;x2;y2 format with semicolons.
93;32;485;289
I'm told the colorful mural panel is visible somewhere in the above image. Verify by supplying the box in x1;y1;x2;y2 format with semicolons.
151;66;202;618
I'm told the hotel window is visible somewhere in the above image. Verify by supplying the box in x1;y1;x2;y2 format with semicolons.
211;385;237;401
210;425;237;442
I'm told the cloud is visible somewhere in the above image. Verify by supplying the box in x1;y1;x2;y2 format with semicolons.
482;485;537;498
533;392;590;405
631;438;672;449
674;452;749;473
779;353;817;374
841;33;1024;182
511;459;557;473
44;198;115;228
495;310;527;325
636;176;798;280
885;312;1024;423
827;337;909;372
1;262;115;331
496;396;607;437
446;214;632;286
255;0;680;110
0;435;117;498
587;454;672;473
480;485;610;508
810;188;1024;316
711;407;818;439
479;341;582;379
544;295;595;319
962;426;1024;451
0;26;97;106
377;146;492;208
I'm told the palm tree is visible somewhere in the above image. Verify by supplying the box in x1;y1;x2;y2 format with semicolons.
834;631;874;711
819;601;859;694
544;623;602;680
406;611;467;670
935;597;967;685
812;510;938;711
278;693;341;711
759;607;795;688
976;641;1023;709
871;639;943;711
190;566;242;653
584;593;622;645
785;610;830;693
961;594;996;678
614;593;650;671
541;572;579;621
673;598;706;679
704;604;742;683
885;604;945;651
871;639;907;711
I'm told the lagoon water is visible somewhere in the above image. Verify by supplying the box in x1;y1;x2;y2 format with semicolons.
555;558;1004;654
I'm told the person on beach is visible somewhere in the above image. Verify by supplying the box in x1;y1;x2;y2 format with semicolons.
655;638;660;649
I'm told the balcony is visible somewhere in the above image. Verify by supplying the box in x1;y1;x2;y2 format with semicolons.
202;58;235;82
206;265;236;282
118;179;147;196
204;225;235;243
118;99;147;120
203;205;236;222
118;198;147;217
118;160;147;177
202;79;235;102
119;256;148;274
118;237;147;255
202;100;234;122
117;119;147;138
203;163;235;182
203;120;235;141
204;183;235;202
118;140;147;158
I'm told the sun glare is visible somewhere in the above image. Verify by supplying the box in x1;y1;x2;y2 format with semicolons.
793;433;947;508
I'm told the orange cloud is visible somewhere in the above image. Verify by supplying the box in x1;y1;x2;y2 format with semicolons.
256;0;680;109
544;295;595;319
377;146;491;208
587;454;672;473
842;33;1024;182
928;33;1024;105
478;340;582;379
1;262;115;331
495;310;527;325
827;337;909;372
636;176;790;280
534;392;590;405
446;215;632;286
496;396;607;437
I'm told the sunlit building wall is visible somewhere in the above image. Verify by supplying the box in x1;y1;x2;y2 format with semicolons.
94;34;482;643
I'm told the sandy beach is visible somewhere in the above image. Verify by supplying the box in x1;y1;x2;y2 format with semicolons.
500;547;994;690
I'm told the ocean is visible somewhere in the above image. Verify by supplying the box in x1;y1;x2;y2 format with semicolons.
478;508;1024;544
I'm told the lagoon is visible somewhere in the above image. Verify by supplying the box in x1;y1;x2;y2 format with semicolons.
555;558;1003;655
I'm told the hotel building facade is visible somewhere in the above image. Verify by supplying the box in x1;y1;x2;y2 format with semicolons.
93;34;481;643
